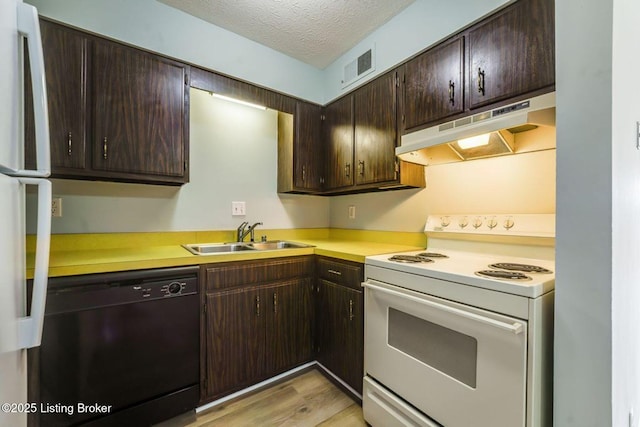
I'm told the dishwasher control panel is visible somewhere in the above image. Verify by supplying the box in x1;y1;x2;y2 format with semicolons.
43;266;200;315
133;277;197;299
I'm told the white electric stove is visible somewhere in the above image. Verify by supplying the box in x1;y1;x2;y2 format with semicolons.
362;214;555;427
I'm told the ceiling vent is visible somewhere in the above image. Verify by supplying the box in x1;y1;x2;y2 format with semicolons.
341;45;375;89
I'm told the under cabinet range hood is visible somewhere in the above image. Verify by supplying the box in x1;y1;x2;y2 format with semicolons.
397;92;556;166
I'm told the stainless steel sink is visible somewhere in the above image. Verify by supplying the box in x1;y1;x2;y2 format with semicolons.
247;240;314;250
182;240;313;255
182;242;256;255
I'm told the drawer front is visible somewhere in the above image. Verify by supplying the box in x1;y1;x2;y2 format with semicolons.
204;256;313;291
317;257;363;290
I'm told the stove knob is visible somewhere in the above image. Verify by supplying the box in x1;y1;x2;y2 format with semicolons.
472;216;483;229
504;217;515;230
487;217;498;229
458;216;468;229
440;216;451;227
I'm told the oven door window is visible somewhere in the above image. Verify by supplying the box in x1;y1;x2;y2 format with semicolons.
388;308;478;388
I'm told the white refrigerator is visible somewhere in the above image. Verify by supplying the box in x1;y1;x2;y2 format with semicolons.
0;1;51;426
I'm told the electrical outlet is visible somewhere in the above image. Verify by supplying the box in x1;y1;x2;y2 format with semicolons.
348;205;356;219
51;198;62;217
232;201;246;216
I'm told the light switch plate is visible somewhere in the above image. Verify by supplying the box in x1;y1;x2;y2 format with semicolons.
232;201;246;216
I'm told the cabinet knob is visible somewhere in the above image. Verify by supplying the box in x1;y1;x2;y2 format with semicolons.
67;132;72;156
302;165;306;182
255;295;260;316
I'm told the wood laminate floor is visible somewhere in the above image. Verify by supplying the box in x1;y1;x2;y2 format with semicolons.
165;369;365;427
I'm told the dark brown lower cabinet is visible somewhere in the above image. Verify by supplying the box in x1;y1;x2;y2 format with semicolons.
201;255;363;403
201;257;314;403
315;257;364;394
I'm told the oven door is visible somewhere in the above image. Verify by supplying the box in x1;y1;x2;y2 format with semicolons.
363;279;528;427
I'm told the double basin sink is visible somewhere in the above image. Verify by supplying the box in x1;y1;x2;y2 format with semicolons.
182;240;313;255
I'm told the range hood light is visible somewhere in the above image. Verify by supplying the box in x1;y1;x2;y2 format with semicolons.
457;133;491;149
209;92;267;111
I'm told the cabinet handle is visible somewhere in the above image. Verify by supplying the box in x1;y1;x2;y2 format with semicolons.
345;163;351;178
349;299;354;321
448;80;455;105
256;295;260;316
273;293;278;314
477;68;485;96
302;165;306;182
102;137;108;160
67;132;72;156
358;160;365;176
327;269;342;276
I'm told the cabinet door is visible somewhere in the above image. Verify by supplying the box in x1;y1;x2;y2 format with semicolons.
324;95;354;189
265;279;313;375
317;280;364;393
404;36;464;130
92;40;187;179
294;102;323;190
354;71;397;185
204;288;264;399
468;0;555;109
25;20;87;171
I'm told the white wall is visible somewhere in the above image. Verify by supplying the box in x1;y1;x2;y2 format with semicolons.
25;0;324;103
611;0;640;425
322;0;509;103
330;149;555;231
32;89;330;233
555;0;615;425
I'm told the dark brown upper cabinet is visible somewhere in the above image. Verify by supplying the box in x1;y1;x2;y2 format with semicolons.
322;70;425;194
354;71;398;185
277;101;323;193
323;95;355;190
25;20;87;172
468;0;555;109
91;39;188;182
26;19;190;185
403;36;464;131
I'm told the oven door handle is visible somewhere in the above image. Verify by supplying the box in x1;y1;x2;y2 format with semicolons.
364;280;524;335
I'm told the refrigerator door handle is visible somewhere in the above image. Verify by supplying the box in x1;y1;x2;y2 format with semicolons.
14;3;50;178
17;177;51;349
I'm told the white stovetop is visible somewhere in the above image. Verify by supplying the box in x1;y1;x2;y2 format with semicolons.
365;248;555;298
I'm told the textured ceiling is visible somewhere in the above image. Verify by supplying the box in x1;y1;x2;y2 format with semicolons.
157;0;415;69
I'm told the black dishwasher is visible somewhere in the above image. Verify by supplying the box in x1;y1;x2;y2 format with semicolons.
30;266;200;427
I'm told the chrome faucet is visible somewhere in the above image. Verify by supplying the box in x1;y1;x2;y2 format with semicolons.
236;221;248;242
237;221;262;242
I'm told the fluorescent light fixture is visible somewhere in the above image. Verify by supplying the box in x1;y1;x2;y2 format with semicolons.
457;133;491;149
210;93;267;111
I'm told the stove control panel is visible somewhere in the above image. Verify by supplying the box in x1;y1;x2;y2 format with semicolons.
426;214;555;237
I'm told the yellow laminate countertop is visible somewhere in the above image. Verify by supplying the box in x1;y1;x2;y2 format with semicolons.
27;230;426;278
